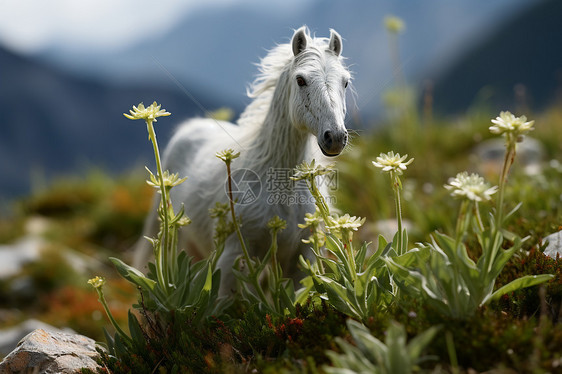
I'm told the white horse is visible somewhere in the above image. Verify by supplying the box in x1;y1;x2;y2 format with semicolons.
135;26;351;294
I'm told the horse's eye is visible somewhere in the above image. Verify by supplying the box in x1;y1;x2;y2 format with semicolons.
296;76;307;87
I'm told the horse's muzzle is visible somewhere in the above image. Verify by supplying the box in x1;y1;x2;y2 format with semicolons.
319;129;348;156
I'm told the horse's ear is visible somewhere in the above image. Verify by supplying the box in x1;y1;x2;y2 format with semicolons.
292;27;308;56
328;29;342;56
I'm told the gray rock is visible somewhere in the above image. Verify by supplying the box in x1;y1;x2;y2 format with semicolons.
544;230;562;260
0;329;99;374
0;319;75;357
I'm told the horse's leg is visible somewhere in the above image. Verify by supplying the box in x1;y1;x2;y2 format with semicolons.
216;234;244;296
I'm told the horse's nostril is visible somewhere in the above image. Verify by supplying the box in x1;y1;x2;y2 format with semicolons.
323;130;333;147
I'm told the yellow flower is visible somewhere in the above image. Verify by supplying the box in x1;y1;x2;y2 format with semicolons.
489;111;534;142
384;15;405;34
372;151;414;175
87;276;106;289
123;101;171;123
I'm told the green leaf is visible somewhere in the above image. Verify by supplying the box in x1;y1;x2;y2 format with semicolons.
279;280;296;315
127;310;145;350
110;257;157;293
386;322;411;374
103;328;115;356
355;241;368;269
483;274;554;305
406;325;441;363
346;319;387;362
295;276;314;305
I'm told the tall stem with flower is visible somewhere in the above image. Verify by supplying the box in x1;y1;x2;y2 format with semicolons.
88;276;132;344
489;111;535;227
215;149;255;275
372;151;413;255
124;102;189;293
294;161;395;322
444;172;498;247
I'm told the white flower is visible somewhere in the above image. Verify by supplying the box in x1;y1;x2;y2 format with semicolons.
489;111;534;142
444;172;498;202
215;148;241;163
372;151;414;175
146;168;187;189
291;160;335;182
124;101;171;123
325;214;366;232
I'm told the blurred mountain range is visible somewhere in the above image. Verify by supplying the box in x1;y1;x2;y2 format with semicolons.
430;0;562;114
0;47;228;198
1;0;560;199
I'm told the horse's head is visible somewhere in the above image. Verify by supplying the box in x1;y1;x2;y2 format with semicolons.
288;27;351;157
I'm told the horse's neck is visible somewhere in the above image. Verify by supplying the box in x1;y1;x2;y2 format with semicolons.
245;82;309;172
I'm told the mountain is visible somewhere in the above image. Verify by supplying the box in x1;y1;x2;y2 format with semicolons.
0;46;238;198
35;0;532;117
429;0;562;114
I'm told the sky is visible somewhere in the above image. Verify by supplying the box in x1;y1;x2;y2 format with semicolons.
0;0;303;54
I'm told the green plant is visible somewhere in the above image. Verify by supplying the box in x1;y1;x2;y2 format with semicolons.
384;111;553;319
325;319;440;374
372;151;414;255
296;161;400;322
89;102;226;365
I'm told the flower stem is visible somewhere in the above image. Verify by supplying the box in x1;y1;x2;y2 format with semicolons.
496;143;516;228
96;288;132;344
225;161;254;274
454;200;470;248
146;120;170;293
392;172;404;255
